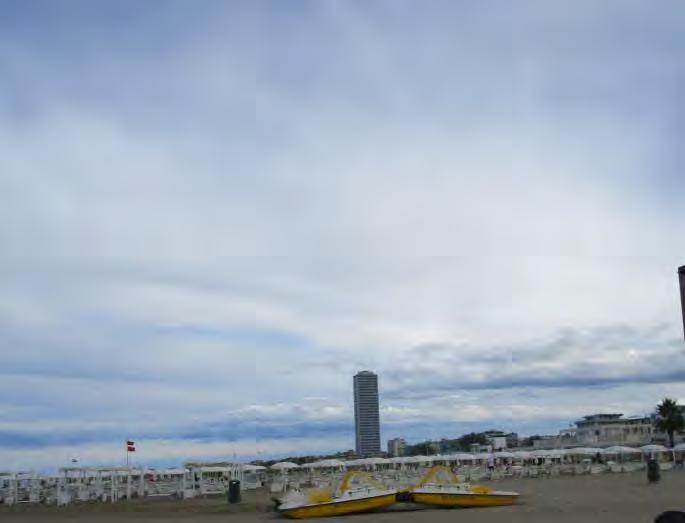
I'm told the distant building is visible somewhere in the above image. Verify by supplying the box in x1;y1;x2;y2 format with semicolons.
354;371;381;457
387;438;406;457
484;431;517;450
532;435;559;450
679;265;685;341
574;414;653;446
506;432;519;448
558;428;577;446
470;443;492;454
488;436;507;450
526;414;654;450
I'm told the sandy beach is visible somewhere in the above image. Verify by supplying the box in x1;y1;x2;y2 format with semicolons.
2;470;685;522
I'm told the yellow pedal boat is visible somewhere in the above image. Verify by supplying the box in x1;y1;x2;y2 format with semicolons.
277;470;397;519
410;465;519;508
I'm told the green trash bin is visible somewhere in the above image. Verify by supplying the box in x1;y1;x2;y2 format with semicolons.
647;458;660;483
227;480;241;504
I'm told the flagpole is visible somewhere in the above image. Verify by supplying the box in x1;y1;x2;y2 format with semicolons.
125;439;135;468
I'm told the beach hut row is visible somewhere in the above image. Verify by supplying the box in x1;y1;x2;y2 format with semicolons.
267;444;685;492
0;462;267;506
270;445;679;470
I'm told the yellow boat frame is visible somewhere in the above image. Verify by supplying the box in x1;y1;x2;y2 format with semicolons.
278;470;396;519
411;465;519;508
416;465;463;487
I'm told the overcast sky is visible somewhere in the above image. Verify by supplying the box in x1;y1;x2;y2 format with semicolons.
1;0;685;471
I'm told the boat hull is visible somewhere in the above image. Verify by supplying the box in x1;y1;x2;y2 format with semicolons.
279;493;397;519
412;491;519;508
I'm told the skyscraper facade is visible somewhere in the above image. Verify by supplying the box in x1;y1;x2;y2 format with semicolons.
353;370;381;456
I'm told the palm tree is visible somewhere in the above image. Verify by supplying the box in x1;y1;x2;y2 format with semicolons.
655;398;685;448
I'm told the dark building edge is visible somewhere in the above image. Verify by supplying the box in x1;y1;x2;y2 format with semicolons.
679;266;685;341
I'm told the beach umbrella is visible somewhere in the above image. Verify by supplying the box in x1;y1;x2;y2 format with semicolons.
531;449;550;457
640;444;668;453
568;447;603;456
270;462;300;471
309;459;346;469
604;446;640;454
564;448;589;456
449;453;476;462
640;444;669;462
673;443;685;451
602;446;640;463
303;460;331;469
531;449;562;460
351;457;386;470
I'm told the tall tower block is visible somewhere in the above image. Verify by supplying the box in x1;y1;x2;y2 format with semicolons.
353;370;381;457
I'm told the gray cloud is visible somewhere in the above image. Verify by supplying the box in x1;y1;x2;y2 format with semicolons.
381;324;685;397
1;1;685;467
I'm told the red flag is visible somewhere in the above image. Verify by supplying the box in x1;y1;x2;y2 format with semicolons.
127;445;136;452
127;440;135;446
127;440;136;452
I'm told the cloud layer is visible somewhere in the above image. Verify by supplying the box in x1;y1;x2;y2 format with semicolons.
1;1;684;470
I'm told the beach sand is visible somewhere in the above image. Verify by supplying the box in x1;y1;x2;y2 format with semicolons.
2;470;684;521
